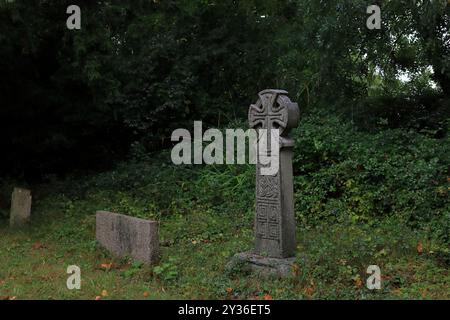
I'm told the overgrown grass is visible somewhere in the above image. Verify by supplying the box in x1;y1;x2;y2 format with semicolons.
0;205;448;299
0;111;448;299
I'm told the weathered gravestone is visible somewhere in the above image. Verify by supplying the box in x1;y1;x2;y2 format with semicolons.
10;188;32;227
96;211;160;264
228;89;300;277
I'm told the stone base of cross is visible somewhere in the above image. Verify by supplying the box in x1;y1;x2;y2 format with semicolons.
227;89;300;278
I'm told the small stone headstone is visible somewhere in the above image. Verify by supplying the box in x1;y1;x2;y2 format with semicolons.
96;211;160;264
10;188;32;227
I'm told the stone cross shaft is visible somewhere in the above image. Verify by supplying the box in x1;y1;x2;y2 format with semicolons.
248;89;300;258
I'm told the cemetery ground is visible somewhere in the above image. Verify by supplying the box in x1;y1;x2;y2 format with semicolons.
0;192;448;300
0;113;449;300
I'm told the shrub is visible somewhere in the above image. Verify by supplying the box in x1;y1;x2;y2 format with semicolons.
292;111;449;244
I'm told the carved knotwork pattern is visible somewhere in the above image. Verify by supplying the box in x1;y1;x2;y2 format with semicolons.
256;199;280;240
257;175;279;198
249;90;300;256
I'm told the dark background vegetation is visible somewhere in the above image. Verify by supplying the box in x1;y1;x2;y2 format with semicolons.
1;0;448;238
1;0;448;179
0;1;448;299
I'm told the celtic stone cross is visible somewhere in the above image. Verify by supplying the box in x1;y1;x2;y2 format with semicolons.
248;89;299;258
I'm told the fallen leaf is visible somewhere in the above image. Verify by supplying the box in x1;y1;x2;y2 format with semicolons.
32;242;45;250
94;296;102;300
263;294;273;300
9;296;17;300
101;290;108;297
143;291;150;298
304;285;315;297
421;289;428;298
292;264;300;277
354;278;363;288
99;263;119;270
305;287;315;296
381;274;392;282
392;288;402;296
417;242;423;254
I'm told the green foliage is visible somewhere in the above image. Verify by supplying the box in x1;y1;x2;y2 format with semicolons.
1;1;449;300
292;111;449;244
123;262;144;279
1;1;448;179
0;0;277;177
1;181;448;299
296;219;449;299
275;0;449;106
28;111;449;246
1;109;448;299
152;258;179;282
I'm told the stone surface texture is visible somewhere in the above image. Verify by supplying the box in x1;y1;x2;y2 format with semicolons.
96;211;160;264
10;188;32;227
248;89;300;258
227;252;297;278
230;89;300;278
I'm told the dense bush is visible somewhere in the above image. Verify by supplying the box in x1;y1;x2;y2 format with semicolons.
293;111;449;241
0;0;277;178
1;1;449;179
33;111;449;245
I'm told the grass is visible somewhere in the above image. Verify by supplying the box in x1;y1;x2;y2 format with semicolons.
0;191;448;300
0;111;448;300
